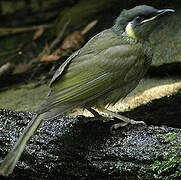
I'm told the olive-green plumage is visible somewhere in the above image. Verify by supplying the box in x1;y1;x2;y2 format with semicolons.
39;29;152;118
0;5;174;176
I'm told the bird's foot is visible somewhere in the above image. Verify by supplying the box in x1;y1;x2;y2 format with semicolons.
128;119;145;125
110;119;145;134
97;107;146;131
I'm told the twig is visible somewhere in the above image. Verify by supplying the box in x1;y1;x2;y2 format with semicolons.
28;21;70;80
30;20;71;65
49;19;71;51
81;20;98;35
0;48;20;57
51;19;97;57
0;24;53;37
0;62;12;76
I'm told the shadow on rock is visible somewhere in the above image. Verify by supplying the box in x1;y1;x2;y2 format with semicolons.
0;92;181;180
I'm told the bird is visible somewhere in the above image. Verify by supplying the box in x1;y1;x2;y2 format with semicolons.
0;5;174;176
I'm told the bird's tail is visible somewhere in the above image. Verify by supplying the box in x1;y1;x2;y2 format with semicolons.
0;113;45;176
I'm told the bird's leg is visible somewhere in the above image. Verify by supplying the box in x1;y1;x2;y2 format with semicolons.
81;107;110;123
86;107;102;118
98;107;145;131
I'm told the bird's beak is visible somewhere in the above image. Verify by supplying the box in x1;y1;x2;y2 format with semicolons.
156;9;175;16
141;8;175;24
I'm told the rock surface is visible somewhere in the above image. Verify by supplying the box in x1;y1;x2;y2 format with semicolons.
0;92;181;180
0;3;181;180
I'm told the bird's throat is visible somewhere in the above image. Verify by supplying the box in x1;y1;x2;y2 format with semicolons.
125;22;137;40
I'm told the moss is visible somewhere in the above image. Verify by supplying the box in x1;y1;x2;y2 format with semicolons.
112;131;181;180
151;132;181;180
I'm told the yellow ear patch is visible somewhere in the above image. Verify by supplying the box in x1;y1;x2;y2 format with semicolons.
125;22;137;40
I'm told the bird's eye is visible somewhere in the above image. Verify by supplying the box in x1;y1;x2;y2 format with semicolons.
135;16;143;22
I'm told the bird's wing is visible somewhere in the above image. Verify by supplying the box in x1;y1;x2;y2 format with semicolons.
49;50;80;86
49;29;124;87
44;66;112;112
41;29;143;113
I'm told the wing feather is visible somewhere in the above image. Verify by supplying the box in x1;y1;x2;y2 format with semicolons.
42;72;111;112
40;28;147;113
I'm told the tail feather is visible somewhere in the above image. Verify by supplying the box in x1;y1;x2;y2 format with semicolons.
0;102;79;176
42;103;79;120
0;113;45;176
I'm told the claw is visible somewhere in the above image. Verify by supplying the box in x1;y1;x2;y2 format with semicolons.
110;120;146;134
129;120;146;125
110;122;128;134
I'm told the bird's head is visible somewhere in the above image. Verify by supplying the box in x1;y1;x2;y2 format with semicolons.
113;5;175;41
